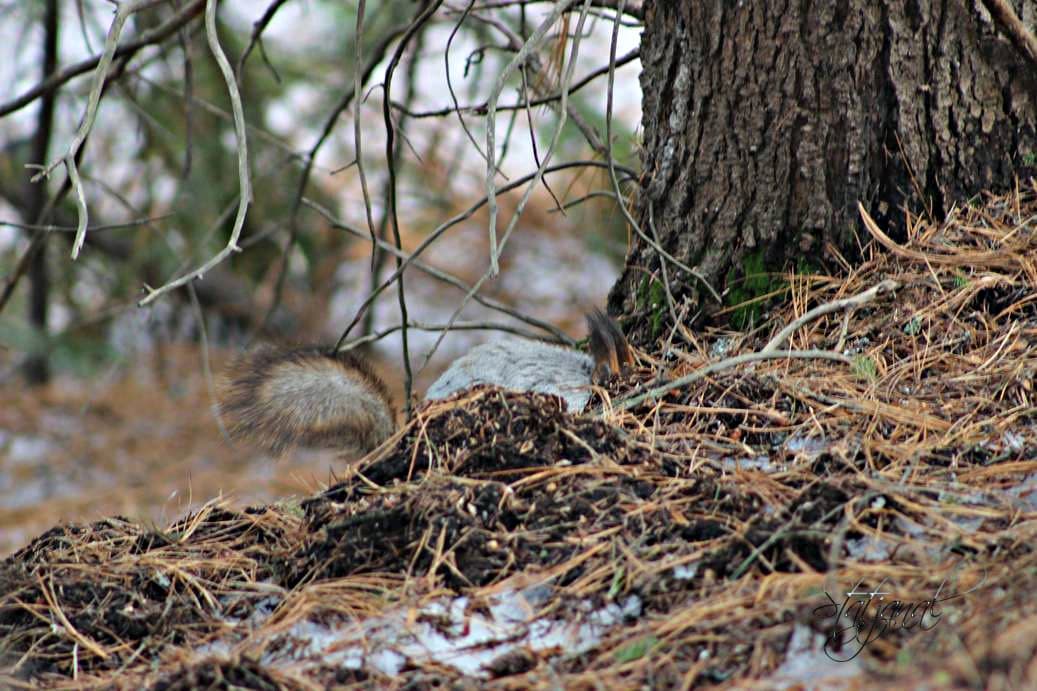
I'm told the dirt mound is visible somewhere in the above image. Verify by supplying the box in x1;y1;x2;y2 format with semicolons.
3;187;1037;688
0;506;300;679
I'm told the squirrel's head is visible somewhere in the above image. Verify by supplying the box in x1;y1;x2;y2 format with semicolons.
586;309;634;385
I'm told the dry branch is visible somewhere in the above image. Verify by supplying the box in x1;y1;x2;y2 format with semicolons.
29;0;164;261
981;0;1037;71
762;279;900;352
138;0;251;306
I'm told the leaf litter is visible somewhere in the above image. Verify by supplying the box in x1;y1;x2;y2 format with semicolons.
3;185;1037;688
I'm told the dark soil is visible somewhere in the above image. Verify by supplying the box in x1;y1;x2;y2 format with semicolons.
3;189;1037;688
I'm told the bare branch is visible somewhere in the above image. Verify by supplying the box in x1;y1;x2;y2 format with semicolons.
235;0;291;79
29;0;167;260
762;279;900;354
409;0;595;376
138;0;251;306
392;48;639;118
0;0;204;119
981;0;1037;71
380;0;444;417
302;197;575;345
461;0;644;21
354;0;378;265
339;320;560;352
257;19;412;337
610;350;854;414
0;216;173;233
333;160;636;352
484;0;577;275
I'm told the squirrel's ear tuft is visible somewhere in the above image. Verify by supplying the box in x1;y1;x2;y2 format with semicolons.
586;309;632;383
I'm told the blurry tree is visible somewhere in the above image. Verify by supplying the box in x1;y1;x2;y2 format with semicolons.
23;0;60;384
609;0;1037;343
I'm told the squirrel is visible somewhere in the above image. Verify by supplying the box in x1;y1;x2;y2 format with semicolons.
218;309;633;457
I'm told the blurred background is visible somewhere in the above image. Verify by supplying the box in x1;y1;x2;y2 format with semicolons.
0;0;642;553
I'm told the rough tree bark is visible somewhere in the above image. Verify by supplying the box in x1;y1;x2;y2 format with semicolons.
609;0;1037;343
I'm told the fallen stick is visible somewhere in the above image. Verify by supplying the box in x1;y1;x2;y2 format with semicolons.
762;278;900;353
609;349;852;414
608;275;902;414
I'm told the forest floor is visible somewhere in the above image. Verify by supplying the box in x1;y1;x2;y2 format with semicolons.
2;184;1037;689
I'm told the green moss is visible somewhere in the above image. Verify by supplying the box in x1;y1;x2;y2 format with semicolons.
614;636;660;663
607;566;625;598
795;256;817;275
742;251;770;293
726;250;786;329
635;275;669;339
851;355;878;382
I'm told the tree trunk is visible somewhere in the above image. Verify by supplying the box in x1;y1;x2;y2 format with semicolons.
25;0;60;385
609;0;1037;343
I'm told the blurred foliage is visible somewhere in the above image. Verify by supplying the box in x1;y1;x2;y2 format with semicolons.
0;0;640;379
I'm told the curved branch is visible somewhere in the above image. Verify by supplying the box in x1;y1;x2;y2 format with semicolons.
380;0;444;417
138;0;251;306
0;0;205;119
981;0;1037;70
392;48;640;118
609;349;854;414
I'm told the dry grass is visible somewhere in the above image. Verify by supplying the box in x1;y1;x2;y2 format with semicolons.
3;184;1037;688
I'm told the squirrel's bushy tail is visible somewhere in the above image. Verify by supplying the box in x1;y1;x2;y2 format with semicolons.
218;346;396;456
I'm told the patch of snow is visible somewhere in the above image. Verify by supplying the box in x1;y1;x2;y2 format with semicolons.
200;581;641;679
769;624;863;690
721;455;785;473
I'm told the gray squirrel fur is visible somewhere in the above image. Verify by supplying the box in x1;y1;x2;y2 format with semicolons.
219;309;631;456
425;338;596;411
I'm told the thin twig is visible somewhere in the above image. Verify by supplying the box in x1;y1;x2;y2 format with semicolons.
256;18;411;338
380;0;443;418
462;0;644;20
187;284;230;441
980;0;1037;70
602;1;720;305
354;0;379;268
443;0;495;167
333;160;634;351
29;0;164;260
363;31;424;339
138;0;251;306
302;197;574;344
762;279;900;353
416;0;593;374
338;320;557;351
0;216;172;233
0;0;205;119
484;0;577;275
235;0;291;79
392;48;639;118
609;349;853;414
